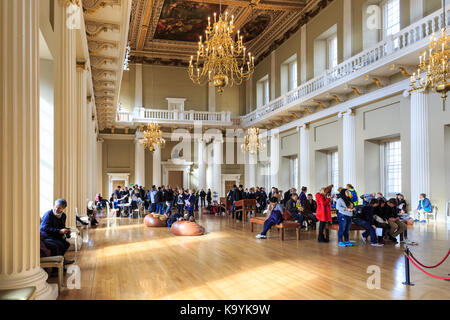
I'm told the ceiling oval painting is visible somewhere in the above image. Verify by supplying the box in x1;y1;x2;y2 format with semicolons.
240;14;271;43
154;0;225;42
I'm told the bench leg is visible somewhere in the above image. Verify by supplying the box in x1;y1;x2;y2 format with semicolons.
296;227;300;240
280;228;284;241
250;222;254;233
58;263;63;294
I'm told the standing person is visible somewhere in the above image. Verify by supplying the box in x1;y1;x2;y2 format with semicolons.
255;197;284;239
155;187;163;215
194;189;200;212
200;189;206;207
176;189;185;215
40;199;75;265
335;189;356;247
316;185;333;243
415;193;432;222
346;184;359;207
149;185;157;213
260;187;268;211
234;185;244;220
299;187;308;207
206;189;212;207
164;185;174;217
186;189;196;221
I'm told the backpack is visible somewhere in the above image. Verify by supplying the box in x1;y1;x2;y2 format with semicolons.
349;189;357;203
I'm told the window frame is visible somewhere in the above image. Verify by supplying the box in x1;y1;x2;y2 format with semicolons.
327;34;338;69
380;138;402;198
382;0;401;38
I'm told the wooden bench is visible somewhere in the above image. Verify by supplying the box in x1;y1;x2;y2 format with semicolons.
233;199;257;222
250;217;300;241
327;223;407;241
40;255;64;294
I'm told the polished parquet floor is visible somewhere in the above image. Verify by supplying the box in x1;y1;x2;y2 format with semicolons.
58;211;450;300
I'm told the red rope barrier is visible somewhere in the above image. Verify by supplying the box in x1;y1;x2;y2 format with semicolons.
404;254;450;280
409;249;450;269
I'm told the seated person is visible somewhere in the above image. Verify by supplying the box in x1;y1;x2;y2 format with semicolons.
360;193;376;206
353;200;384;247
40;199;75;265
301;194;319;226
373;199;390;244
285;193;304;226
385;198;407;243
415;193;432;222
256;197;284;239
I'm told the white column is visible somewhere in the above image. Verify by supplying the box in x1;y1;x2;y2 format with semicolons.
248;153;257;188
410;0;424;23
339;109;356;185
299;124;311;190
208;82;216;112
300;25;307;84
54;0;77;233
213;138;223;196
135;63;143;108
270;131;280;188
97;138;103;196
134;135;145;187
0;0;57;300
343;0;352;60
197;139;206;190
76;65;88;214
410;90;430;209
153;147;162;186
270;50;276;100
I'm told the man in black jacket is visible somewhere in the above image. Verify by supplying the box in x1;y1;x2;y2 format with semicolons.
155;187;163;214
200;189;206;207
385;198;406;243
285;193;304;226
234;185;244;220
302;194;318;226
353;200;383;246
40;199;74;265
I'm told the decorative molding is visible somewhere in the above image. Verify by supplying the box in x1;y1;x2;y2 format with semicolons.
83;0;121;14
85;20;120;37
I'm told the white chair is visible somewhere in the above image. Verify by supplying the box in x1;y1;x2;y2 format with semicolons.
425;205;438;223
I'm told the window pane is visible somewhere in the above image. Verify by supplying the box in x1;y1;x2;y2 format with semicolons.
385;140;402;196
385;0;400;36
331;151;339;192
328;36;338;68
289;61;297;91
264;79;270;105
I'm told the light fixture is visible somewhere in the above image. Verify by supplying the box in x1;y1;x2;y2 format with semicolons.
143;123;166;152
123;44;131;71
410;0;449;102
188;1;255;94
241;127;265;154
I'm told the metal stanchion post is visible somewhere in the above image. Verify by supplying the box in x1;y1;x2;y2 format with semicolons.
402;246;415;286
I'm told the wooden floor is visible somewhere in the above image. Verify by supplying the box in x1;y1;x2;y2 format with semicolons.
57;212;450;300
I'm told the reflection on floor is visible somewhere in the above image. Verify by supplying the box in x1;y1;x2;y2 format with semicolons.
56;212;450;300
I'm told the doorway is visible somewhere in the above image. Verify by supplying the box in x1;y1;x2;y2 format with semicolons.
168;171;183;189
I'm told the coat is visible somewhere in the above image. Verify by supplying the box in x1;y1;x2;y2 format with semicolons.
315;193;331;222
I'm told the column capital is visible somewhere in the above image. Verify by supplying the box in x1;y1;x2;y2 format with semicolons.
97;138;104;143
338;108;354;118
76;61;88;71
296;123;309;132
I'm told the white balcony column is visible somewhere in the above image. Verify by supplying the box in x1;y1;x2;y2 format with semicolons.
134;134;145;187
153;147;162;186
410;0;424;24
97;138;104;196
197;139;207;190
270;50;276;100
339;109;356;186
0;0;58;300
300;25;307;84
208;82;216;112
298;124;311;190
75;64;88;216
54;0;78;238
213;138;223;196
270;131;280;188
343;0;352;60
410;90;430;209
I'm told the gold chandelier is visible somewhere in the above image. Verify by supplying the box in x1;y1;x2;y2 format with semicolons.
188;6;255;94
241;127;265;154
143;123;166;152
410;0;449;101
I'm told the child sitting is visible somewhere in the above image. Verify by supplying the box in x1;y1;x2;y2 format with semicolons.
415;193;432;223
256;197;284;239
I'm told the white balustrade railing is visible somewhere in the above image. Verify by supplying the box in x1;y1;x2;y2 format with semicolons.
241;8;449;127
116;108;233;125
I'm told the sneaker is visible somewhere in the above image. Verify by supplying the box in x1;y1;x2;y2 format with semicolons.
371;243;384;247
361;234;367;244
338;242;347;247
256;234;267;239
63;259;75;265
344;241;354;246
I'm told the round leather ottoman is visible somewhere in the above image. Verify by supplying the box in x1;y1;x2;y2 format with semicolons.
143;214;167;228
170;221;205;236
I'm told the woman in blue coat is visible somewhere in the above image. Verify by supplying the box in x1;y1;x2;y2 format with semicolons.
256;197;284;239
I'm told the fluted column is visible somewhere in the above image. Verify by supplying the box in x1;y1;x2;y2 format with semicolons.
153;147;162;186
213;138;223;196
339;109;356;185
97;138;104;196
248;153;257;188
54;0;77;231
0;0;57;299
298;124;310;190
410;90;430;209
76;65;88;214
134;134;145;187
270;131;280;188
198;139;206;190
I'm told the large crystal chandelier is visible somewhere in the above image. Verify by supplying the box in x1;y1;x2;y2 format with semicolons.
143;123;166;152
410;0;449;101
241;127;265;154
188;2;255;94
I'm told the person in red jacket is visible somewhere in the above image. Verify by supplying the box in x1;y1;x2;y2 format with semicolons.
316;185;333;243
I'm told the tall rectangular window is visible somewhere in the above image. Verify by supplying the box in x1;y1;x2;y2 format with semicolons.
327;35;338;69
257;75;270;108
383;0;400;37
281;55;297;95
264;78;270;105
288;60;297;91
328;151;339;192
384;140;402;196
